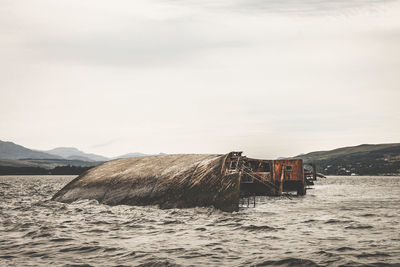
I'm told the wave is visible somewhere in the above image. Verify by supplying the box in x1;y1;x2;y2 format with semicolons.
136;260;180;267
336;246;355;252
345;224;373;229
324;219;354;224
255;257;321;266
241;224;279;231
356;252;390;258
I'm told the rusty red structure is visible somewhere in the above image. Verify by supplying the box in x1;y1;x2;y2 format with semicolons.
227;152;307;199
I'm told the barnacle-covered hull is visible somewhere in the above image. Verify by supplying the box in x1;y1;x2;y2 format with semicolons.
52;154;241;212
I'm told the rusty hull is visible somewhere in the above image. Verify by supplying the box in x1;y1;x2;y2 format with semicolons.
52;152;308;212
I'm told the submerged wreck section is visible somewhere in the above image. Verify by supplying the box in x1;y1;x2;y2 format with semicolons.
52;154;241;212
52;152;322;212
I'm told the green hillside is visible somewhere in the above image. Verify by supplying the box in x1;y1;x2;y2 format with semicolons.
293;143;400;175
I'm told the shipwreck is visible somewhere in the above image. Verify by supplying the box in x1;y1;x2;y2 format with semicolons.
52;152;323;212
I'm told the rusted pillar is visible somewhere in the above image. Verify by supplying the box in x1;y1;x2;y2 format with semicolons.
278;166;284;195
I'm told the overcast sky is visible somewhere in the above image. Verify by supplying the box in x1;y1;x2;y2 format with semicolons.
1;0;399;158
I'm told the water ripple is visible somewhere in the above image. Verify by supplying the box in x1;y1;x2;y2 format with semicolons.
0;175;399;266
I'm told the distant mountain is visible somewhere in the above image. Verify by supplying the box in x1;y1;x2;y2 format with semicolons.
0;140;169;175
45;147;109;162
0;139;168;162
44;148;167;161
0;140;62;160
112;152;166;159
292;143;400;175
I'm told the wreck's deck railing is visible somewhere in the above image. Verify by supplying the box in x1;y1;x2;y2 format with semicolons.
242;166;277;190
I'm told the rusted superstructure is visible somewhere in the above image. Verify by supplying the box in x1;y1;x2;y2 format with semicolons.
52;152;321;212
226;152;307;199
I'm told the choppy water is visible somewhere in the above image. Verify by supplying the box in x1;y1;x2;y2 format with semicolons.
0;175;399;267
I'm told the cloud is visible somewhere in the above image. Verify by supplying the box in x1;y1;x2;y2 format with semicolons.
89;139;120;149
0;0;400;157
29;22;248;67
167;0;396;16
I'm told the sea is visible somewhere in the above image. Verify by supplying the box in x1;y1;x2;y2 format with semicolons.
0;175;399;267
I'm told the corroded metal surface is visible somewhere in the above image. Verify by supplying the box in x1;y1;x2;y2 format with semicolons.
272;159;304;182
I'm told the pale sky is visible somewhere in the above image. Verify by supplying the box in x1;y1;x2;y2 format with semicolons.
1;0;399;158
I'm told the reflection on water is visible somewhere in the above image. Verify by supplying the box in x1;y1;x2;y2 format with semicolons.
0;175;399;266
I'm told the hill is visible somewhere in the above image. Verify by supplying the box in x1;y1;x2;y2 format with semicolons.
0;140;105;175
0;140;62;160
1;139;166;162
0;139;168;174
293;143;400;175
45;147;109;162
